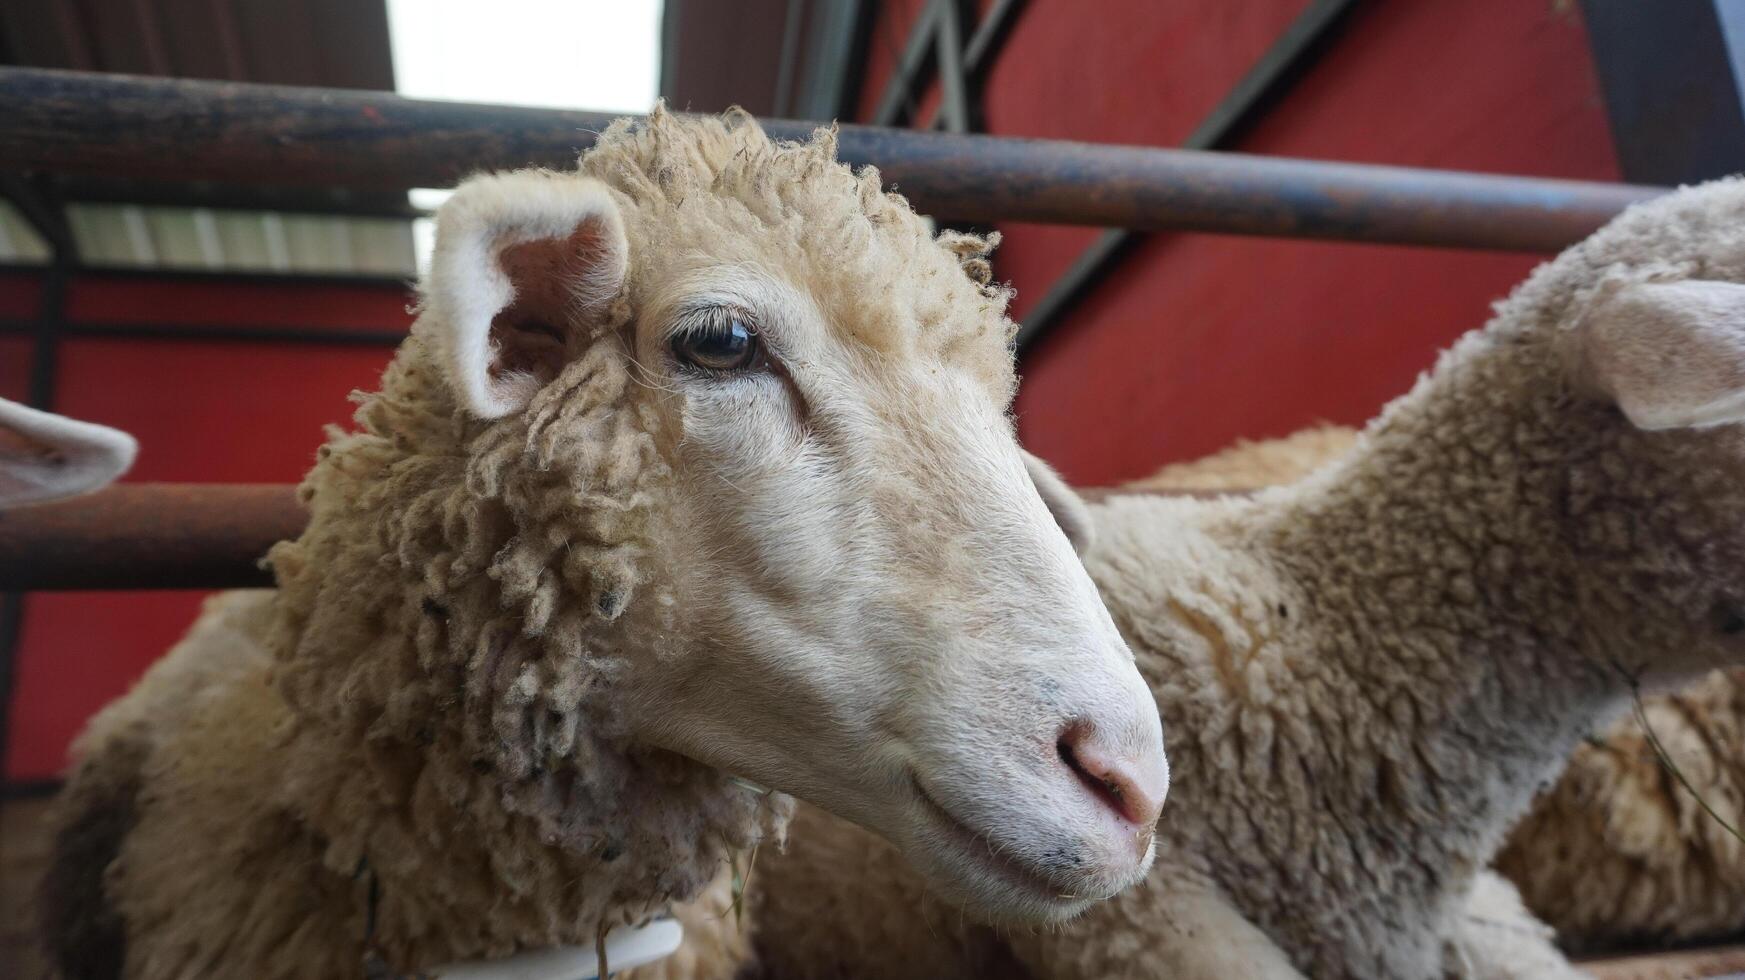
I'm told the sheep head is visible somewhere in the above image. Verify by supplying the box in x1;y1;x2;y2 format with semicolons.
1467;177;1745;681
376;109;1166;924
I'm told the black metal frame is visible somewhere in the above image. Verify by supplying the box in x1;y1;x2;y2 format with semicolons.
0;173;71;788
1581;0;1745;186
872;0;1026;132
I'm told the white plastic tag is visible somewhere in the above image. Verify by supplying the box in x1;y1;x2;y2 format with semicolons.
430;918;683;979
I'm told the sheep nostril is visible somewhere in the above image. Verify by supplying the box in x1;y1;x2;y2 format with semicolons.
1057;723;1168;833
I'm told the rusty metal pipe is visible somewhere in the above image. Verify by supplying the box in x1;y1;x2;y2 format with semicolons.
0;485;302;590
0;484;1235;591
0;68;1665;252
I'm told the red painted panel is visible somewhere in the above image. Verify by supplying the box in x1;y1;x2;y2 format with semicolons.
65;276;414;334
853;1;1618;485
1015;237;1544;482
50;337;393;483
1004;0;1620;484
0;271;41;321
0;337;31;401
5;338;395;780
6;591;208;780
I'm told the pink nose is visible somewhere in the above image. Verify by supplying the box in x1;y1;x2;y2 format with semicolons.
1058;723;1169;832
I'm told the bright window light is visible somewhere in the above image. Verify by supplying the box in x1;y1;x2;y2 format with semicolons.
388;0;664;271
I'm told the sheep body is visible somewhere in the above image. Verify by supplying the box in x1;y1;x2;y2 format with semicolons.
1141;424;1745;954
37;109;1045;978
735;179;1745;978
1497;666;1745;949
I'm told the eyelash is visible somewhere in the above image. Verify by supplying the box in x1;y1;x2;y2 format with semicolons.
669;306;766;375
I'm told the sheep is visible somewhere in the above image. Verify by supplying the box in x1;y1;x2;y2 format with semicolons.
1139;426;1745;956
1495;665;1745;951
0;398;137;507
1124;424;1360;493
34;108;1171;980
716;176;1745;979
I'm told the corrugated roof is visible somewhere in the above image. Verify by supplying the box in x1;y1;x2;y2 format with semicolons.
1;0;415;276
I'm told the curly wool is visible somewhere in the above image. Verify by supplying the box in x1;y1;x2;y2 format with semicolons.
32;107;1026;979
1141;428;1745;955
1123;425;1360;492
1497;667;1745;950
575;108;1016;404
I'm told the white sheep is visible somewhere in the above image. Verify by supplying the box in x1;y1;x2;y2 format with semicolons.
34;109;1169;979
0;397;136;507
722;176;1745;979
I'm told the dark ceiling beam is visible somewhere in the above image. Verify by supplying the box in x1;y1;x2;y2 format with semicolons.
1580;0;1745;185
792;0;873;121
933;0;970;133
772;0;807;116
0;172;73;254
961;0;1025;73
1016;0;1364;352
872;2;941;126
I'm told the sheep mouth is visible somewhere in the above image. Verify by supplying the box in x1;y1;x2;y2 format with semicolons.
907;773;1082;906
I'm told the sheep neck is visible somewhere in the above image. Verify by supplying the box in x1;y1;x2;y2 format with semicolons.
1120;328;1641;977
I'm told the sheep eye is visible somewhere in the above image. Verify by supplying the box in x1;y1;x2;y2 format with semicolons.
672;312;762;374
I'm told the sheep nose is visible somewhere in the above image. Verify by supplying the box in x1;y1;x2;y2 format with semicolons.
1058;722;1169;835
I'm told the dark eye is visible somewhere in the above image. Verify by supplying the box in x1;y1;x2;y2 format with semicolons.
671;311;763;374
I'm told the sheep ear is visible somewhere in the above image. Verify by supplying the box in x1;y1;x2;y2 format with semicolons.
1023;450;1095;555
427;171;629;419
0;399;137;508
1579;280;1745;431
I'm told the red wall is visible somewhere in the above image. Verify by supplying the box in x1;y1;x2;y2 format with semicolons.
3;272;408;781
5;0;1623;781
860;0;1620;485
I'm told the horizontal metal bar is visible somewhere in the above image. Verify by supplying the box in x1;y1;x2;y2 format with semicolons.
1016;0;1360;351
0;68;1666;252
0;484;299;590
0;261;415;290
0;319;408;347
0;484;1235;591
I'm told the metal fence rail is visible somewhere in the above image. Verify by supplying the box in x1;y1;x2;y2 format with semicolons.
0;68;1674;591
0;67;1664;252
0;485;1237;590
0;485;298;590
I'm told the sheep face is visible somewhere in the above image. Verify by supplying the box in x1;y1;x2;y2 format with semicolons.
417;113;1167;924
1555;275;1745;679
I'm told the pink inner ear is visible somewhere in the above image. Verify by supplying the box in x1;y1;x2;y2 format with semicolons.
489;220;618;387
0;426;60;462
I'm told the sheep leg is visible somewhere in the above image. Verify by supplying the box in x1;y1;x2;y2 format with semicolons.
1444;871;1589;980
